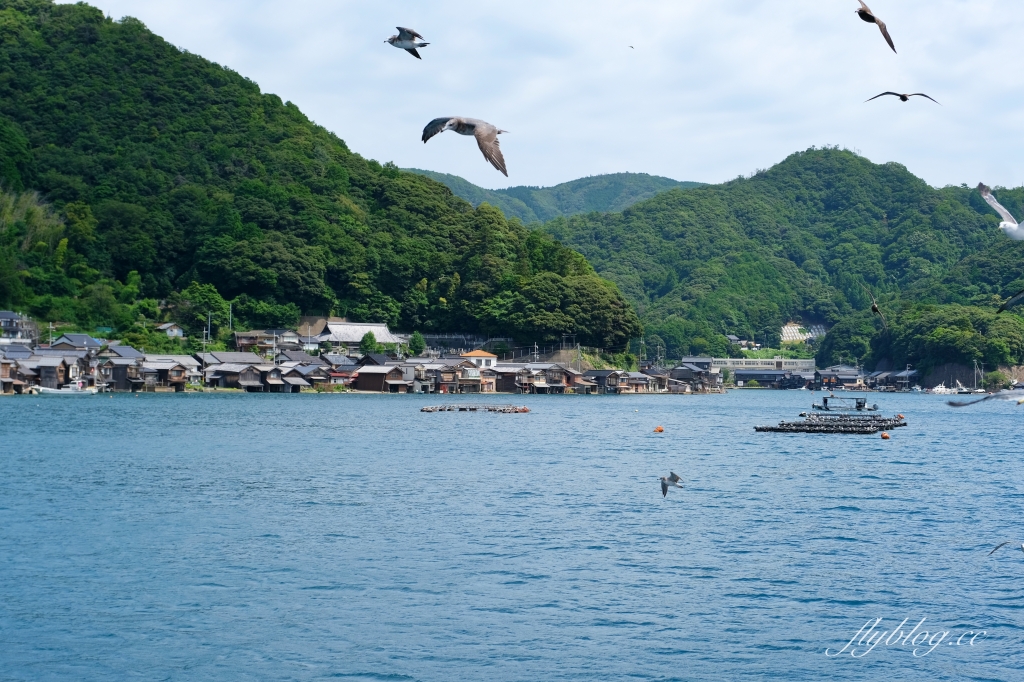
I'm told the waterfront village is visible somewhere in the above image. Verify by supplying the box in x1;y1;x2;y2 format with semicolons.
0;312;922;396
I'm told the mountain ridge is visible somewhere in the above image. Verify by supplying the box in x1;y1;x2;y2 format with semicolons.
405;169;702;223
537;147;1024;372
0;0;641;348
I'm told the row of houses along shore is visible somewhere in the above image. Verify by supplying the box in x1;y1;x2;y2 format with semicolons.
0;338;723;395
1;315;920;395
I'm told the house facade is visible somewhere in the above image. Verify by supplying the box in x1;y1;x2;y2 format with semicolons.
0;311;36;345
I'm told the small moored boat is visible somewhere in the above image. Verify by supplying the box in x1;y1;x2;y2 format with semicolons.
38;381;98;396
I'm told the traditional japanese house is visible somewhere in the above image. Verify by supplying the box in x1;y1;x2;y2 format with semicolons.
353;365;408;392
583;370;627;394
641;367;671;392
145;355;202;385
1;356;16;394
205;363;264;391
99;357;144;391
624;372;652;393
563;368;598;394
256;365;287;392
493;364;529;393
34;356;68;389
141;359;190;391
49;334;102;355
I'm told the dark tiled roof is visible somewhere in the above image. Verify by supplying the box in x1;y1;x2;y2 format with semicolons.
278;350;326;365
0;345;34;359
109;345;145;359
53;334;101;348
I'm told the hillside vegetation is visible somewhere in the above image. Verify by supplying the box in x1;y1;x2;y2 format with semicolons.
0;0;640;347
540;148;1024;367
406;169;702;223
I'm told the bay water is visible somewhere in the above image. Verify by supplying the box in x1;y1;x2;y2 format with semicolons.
1;390;1021;680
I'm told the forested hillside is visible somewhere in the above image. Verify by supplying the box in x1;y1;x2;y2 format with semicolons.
541;148;1024;370
406;169;702;223
0;0;640;347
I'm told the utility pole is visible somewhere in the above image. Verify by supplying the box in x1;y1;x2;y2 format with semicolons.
533;342;539;363
228;303;232;331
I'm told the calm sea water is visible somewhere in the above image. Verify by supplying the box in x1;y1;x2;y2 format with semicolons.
1;390;1022;681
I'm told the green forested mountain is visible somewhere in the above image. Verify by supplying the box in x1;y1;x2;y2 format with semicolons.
406;169;702;223
541;148;1024;371
0;0;640;348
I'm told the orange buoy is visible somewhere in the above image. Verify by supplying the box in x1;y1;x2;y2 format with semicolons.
654;426;665;433
896;414;904;420
881;432;890;440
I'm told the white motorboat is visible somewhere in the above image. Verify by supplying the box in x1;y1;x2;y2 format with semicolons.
929;383;955;395
37;381;98;396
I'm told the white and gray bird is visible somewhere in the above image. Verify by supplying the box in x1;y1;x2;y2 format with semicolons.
978;184;1023;240
386;27;429;59
988;541;1024;556
948;390;1024;408
422;117;508;177
660;472;683;497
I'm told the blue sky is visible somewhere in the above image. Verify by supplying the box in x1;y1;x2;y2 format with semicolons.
63;1;1024;190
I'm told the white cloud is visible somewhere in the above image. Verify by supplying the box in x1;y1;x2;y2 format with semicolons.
64;0;1024;189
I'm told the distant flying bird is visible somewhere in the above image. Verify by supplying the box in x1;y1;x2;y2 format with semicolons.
865;92;940;105
978;184;1023;240
948;390;1024;408
386;27;429;59
997;287;1024;314
422;117;508;177
660;472;683;497
855;1;896;53
988;541;1024;556
860;284;888;331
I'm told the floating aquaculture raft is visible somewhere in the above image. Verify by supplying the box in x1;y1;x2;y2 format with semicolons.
755;413;907;434
421;404;530;414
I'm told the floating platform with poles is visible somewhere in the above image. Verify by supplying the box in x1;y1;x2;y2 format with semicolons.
421;404;530;414
756;413;907;434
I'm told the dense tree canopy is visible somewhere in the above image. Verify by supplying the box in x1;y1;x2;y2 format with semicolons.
0;0;640;347
540;147;1024;363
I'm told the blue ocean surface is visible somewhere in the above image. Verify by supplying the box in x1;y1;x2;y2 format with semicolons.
1;390;1021;681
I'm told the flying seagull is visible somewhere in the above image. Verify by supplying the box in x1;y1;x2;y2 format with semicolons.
422;117;508;177
855;1;896;53
997;287;1024;314
866;92;941;105
660;472;683;497
860;283;888;331
978;184;1023;240
948;390;1024;408
386;27;429;59
988;541;1024;556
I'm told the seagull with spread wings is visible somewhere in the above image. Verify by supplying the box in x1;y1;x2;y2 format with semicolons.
386;27;429;59
978;184;1023;240
866;92;940;105
422;117;508;177
948;390;1024;408
855;1;896;53
988;541;1024;556
660;472;683;497
860;284;888;331
997;288;1024;314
